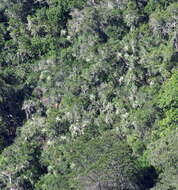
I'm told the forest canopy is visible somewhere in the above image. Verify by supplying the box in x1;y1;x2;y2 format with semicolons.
0;0;177;189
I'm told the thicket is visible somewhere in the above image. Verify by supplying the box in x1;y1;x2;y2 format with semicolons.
0;0;177;189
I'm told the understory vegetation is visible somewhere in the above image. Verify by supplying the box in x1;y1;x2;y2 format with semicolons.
0;0;177;189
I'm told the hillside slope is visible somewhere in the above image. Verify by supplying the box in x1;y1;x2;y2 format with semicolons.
0;0;178;189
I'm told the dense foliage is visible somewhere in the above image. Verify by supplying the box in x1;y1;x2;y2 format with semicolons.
0;0;177;189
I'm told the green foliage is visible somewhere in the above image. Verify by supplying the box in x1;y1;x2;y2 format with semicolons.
148;130;178;190
39;131;141;190
0;0;177;189
151;71;178;139
158;71;178;109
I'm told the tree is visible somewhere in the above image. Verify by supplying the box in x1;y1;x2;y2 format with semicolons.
64;131;142;190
